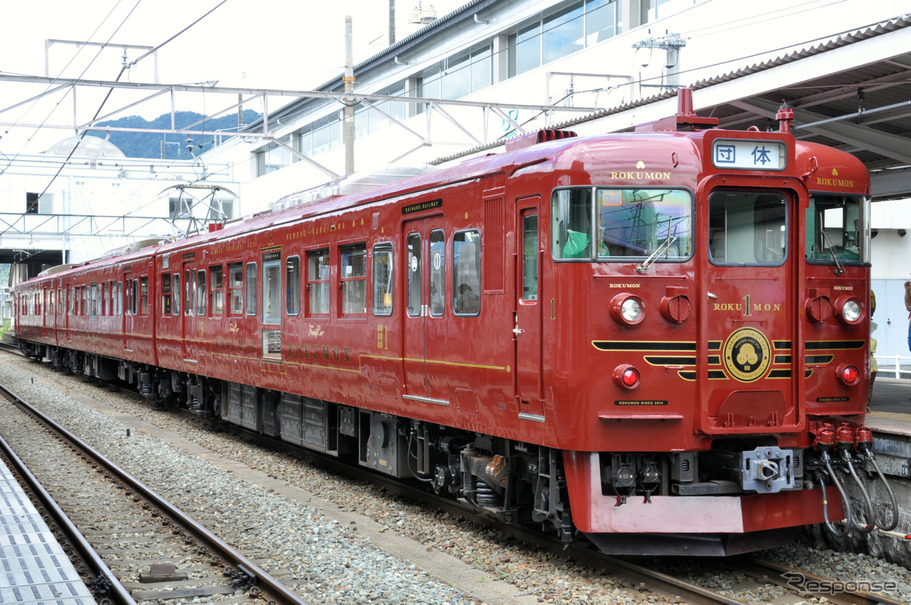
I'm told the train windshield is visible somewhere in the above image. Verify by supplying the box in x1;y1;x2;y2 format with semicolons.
805;194;870;265
551;188;692;261
708;191;787;266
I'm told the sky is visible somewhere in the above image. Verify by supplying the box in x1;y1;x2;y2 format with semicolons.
0;0;464;155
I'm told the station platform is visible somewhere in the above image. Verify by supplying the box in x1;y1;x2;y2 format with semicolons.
0;457;95;604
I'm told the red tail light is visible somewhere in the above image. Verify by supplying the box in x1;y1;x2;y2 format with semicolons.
613;365;640;389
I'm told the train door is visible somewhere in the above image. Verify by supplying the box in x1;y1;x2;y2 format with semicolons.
261;250;283;361
515;198;545;420
402;215;448;403
122;272;134;352
701;187;800;434
181;262;195;361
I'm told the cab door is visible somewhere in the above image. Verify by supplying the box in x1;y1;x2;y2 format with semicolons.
700;186;800;434
402;215;448;404
515;198;544;420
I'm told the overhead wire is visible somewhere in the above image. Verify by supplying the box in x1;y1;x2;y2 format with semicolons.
0;0;129;176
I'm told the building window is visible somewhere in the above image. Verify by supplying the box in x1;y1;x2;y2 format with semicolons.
26;192;53;214
372;243;393;316
543;2;585;64
255;134;294;176
340;243;366;315
307;249;330;315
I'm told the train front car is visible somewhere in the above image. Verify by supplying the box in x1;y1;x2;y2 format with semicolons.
547;91;895;555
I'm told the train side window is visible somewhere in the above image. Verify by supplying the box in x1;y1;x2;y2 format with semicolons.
162;273;172;315
372;242;393;316
307;249;329;315
406;233;422;317
140;276;149;315
129;279;139;315
245;262;258;316
263;259;281;325
90;285;98;318
286;256;301;316
210;265;224;315
429;230;445;317
228;263;243;315
551;188;593;259
453;230;481;315
172;273;180;315
101;283;107;316
185;270;193;316
115;282;123;316
82;286;89;316
195;271;206;316
522;214;539;301
340;243;367;315
68;287;74;315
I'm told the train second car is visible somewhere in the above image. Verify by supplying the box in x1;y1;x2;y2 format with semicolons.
14;89;896;556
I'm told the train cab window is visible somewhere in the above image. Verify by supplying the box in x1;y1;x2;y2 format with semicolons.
372;243;393;316
245;262;258;316
195;271;206;316
806;194;870;265
140;276;149;315
307;250;329;315
429;231;445;317
453;230;481;315
172;273;180;315
709;191;787;265
162;273;172;315
286;257;300;316
406;233;422;317
551;189;592;259
263;258;281;325
553;188;692;261
228;263;243;315
340;243;367;315
210;265;224;315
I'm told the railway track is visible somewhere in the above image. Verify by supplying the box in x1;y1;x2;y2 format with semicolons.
0;378;306;605
2;348;908;604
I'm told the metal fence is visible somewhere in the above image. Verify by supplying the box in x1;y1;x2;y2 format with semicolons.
875;356;911;379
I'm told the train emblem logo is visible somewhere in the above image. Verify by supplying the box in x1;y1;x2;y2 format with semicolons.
722;327;771;382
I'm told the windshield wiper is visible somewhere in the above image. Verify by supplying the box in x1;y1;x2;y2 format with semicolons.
820;230;845;275
637;235;677;273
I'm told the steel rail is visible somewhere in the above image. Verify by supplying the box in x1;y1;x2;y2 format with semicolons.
0;380;307;605
0;431;135;605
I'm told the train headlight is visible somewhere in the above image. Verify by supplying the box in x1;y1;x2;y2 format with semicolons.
834;297;863;325
836;364;860;386
613;364;640;389
610;294;645;326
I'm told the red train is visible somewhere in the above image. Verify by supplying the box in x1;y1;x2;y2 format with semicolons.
14;89;897;555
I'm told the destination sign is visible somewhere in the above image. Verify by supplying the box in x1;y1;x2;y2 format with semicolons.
712;139;786;171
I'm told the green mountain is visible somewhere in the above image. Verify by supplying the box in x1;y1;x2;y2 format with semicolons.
91;110;261;159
